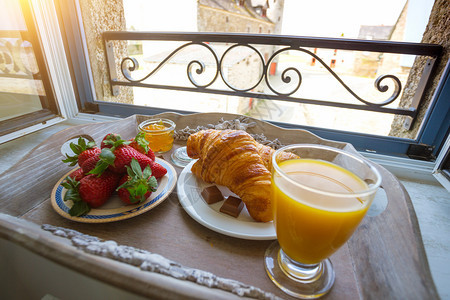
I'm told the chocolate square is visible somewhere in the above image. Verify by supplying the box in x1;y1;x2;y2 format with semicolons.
220;196;244;218
201;186;223;204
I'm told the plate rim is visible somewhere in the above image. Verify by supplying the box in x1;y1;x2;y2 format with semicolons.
177;160;276;240
51;158;177;223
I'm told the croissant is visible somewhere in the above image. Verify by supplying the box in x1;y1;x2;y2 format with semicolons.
187;129;297;222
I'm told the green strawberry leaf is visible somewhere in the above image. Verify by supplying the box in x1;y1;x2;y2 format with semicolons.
126;165;136;178
103;133;122;146
78;137;86;148
102;139;115;147
99;148;116;165
135;183;146;196
135;132;149;153
104;134;131;152
128;192;142;204
86;141;96;149
127;183;146;203
69;143;82;155
142;165;153;179
62;155;78;166
62;176;79;188
147;176;158;191
61;182;71;189
114;140;131;149
130;159;143;177
69;201;90;217
63;177;80;201
88;160;109;176
76;137;96;150
88;148;116;176
62;176;87;216
116;159;157;203
64;188;81;203
62;138;97;166
116;176;132;191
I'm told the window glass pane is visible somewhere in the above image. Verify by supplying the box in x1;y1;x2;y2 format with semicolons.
0;0;48;122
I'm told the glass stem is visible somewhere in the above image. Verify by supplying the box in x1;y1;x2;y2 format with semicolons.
278;249;324;283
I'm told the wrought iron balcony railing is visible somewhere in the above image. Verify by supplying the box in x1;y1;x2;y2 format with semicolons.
102;31;443;129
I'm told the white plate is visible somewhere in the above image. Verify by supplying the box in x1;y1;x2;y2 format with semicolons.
51;158;177;223
177;160;276;240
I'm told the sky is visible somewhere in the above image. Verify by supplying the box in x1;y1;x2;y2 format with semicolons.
123;0;434;42
123;0;409;38
281;0;408;38
124;0;198;31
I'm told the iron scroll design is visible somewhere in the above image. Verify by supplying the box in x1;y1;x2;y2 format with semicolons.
117;41;403;114
121;42;220;89
264;46;402;106
103;32;442;119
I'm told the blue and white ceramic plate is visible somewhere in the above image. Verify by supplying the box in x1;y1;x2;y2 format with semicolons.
51;158;177;223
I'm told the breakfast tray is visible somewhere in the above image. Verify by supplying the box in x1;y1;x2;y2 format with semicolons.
0;113;437;299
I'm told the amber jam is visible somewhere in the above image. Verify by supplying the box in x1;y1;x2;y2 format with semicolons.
138;118;175;153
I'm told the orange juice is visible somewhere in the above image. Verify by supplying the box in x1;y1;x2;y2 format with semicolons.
139;119;175;153
272;159;371;264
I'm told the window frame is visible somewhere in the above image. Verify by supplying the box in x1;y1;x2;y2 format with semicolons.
0;0;79;143
431;60;450;190
0;1;59;136
56;0;449;161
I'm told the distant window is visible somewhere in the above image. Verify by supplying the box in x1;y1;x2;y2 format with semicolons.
0;0;59;136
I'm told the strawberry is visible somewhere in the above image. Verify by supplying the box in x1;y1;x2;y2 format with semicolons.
81;153;101;174
62;171;120;216
90;140;153;175
149;161;167;179
129;132;155;161
62;137;101;167
101;133;122;149
146;147;156;161
68;168;84;182
108;146;153;174
116;159;157;205
78;172;120;208
77;147;101;167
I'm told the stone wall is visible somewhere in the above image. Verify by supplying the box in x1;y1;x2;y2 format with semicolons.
377;3;408;77
198;5;274;34
389;0;449;139
78;0;133;104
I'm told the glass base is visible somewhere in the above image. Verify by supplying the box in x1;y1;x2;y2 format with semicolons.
264;241;335;299
170;146;193;168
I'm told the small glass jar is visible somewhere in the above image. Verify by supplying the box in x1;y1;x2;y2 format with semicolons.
138;118;176;153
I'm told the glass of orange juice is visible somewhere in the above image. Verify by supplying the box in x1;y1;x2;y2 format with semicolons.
265;144;381;299
138;118;175;153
